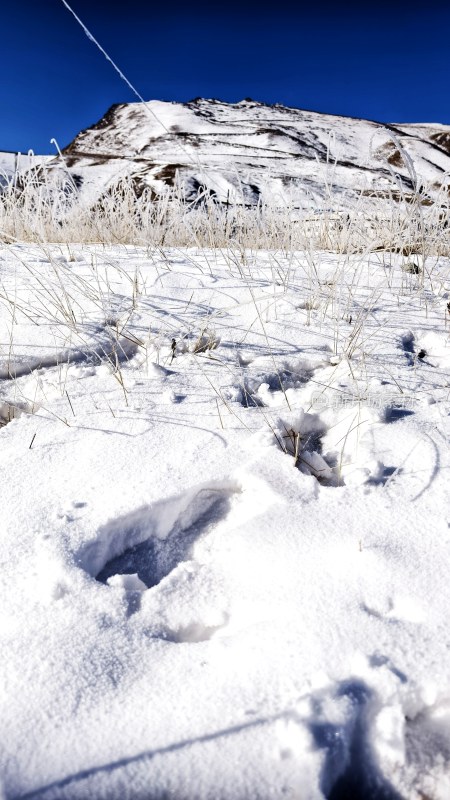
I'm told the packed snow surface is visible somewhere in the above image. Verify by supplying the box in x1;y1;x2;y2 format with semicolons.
0;242;449;799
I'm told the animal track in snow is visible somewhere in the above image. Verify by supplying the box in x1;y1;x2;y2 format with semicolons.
0;322;139;382
399;330;423;369
399;329;450;371
275;680;404;799
0;396;36;427
0;325;140;427
227;354;320;409
95;487;234;589
78;481;241;638
273;410;344;487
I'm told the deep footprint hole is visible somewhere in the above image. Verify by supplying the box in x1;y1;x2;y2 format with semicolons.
237;368;314;408
0;400;37;428
383;406;415;423
95;492;232;589
278;423;343;487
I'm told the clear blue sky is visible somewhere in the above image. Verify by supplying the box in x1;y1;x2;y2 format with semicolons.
3;0;450;153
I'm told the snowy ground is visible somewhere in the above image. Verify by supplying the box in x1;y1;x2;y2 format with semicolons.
0;242;449;799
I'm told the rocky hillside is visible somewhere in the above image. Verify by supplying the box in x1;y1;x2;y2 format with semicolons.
11;98;450;209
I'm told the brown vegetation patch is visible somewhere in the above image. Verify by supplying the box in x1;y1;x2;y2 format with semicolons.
375;141;405;168
155;164;185;186
63;105;123;154
387;149;404;167
430;131;450;153
361;189;432;205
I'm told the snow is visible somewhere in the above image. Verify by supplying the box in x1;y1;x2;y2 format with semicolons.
0;242;449;799
0;152;51;186
49;98;450;209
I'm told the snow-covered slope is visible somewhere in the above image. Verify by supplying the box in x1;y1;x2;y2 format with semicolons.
45;98;450;209
0;151;51;187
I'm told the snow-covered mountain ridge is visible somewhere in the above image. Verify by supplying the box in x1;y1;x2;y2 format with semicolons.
54;97;450;209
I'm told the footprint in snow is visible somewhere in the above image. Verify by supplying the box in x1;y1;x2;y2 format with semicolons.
78;482;240;640
95;488;232;589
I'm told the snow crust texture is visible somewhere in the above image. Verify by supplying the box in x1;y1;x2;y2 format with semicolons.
0;242;449;799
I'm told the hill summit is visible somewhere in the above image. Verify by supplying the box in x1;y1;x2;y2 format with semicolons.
51;97;450;209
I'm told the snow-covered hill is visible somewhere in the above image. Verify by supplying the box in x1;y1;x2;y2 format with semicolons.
0;151;51;187
47;98;450;209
